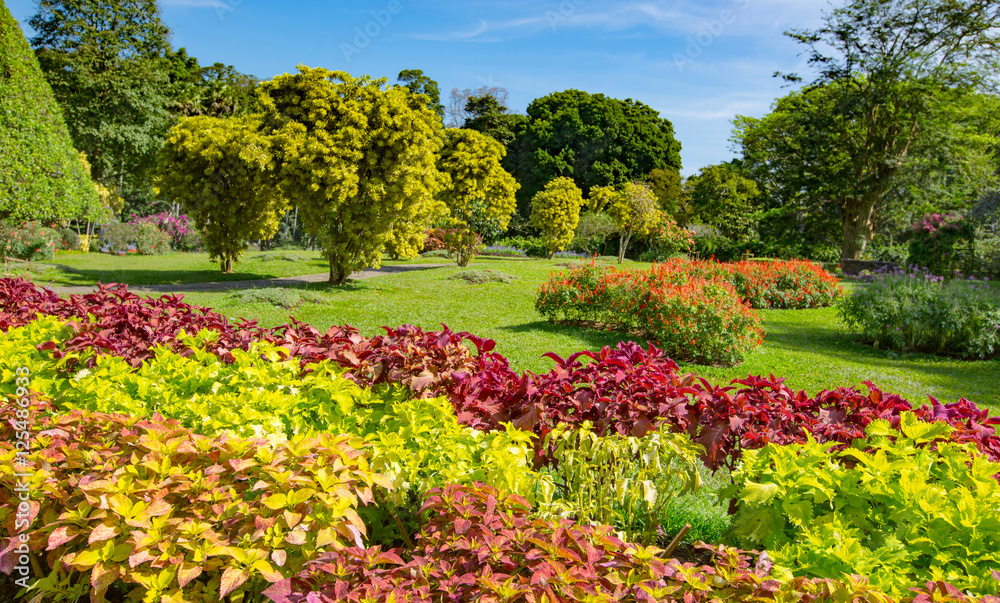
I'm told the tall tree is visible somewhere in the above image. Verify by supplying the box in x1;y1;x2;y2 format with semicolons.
165;48;259;118
508;90;682;217
462;94;527;148
746;0;1000;259
259;67;445;284
0;0;99;223
397;68;444;119
29;0;173;201
685;163;761;241
447;85;509;128
644;167;686;222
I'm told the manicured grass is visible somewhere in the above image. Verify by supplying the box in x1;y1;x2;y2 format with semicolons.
14;250;332;286
176;259;1000;411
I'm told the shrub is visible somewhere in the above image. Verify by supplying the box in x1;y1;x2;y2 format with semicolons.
909;212;972;276
840;266;1000;359
98;221;138;255
134;222;171;255
728;413;1000;597
640;218;695;262
448;269;515;284
497;236;549;258
571;211;617;255
436;226;483;267
129;212;198;250
0;221;59;261
480;244;527;258
0;397;385;603
536;262;764;366
57;227;80;251
530;177;585;257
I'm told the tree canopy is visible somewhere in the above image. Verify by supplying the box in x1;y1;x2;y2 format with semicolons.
686;163;761;242
259;67;444;284
530;177;585;257
507;89;682;216
0;0;100;223
398;69;444;119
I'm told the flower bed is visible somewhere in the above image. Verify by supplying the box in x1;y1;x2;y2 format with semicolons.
535;262;765;366
2;278;1000;602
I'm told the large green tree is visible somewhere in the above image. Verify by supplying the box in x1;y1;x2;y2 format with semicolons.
462;95;527;148
738;0;1000;259
397;69;444;119
0;1;99;223
154;116;284;273
259;67;445;284
507;90;682;216
29;0;173;200
165;48;259;119
686;163;761;242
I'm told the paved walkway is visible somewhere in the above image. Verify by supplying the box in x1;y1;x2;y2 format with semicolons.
45;263;452;296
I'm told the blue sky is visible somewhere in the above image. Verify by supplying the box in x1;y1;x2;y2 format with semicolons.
7;0;833;175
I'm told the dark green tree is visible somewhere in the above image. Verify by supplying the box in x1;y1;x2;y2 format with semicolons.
644;167;686;222
29;0;173;200
685;162;761;242
0;1;99;222
462;94;527;148
507;90;682;217
397;68;444;119
165;48;259;118
749;0;1000;259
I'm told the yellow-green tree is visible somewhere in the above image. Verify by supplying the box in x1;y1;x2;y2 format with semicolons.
384;195;446;260
436;128;519;266
605;181;663;264
154;115;284;273
258;67;445;284
530;177;584;258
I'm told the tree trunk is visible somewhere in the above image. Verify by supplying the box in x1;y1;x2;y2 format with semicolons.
840;197;877;260
221;256;234;273
618;232;632;264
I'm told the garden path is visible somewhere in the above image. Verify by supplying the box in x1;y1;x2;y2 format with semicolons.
45;263;452;295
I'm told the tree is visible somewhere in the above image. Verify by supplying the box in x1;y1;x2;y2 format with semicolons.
645;167;686;221
685;163;761;241
259;67;445;284
154;116;285;273
463;95;527;148
507;90;682;217
530;177;584;258
0;1;99;223
397;69;444;119
166;48;259;118
747;0;1000;259
447;85;509;128
437;128;520;251
600;182;664;264
29;0;173;202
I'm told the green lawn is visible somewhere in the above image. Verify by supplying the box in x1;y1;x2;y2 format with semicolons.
14;250;332;286
171;258;1000;411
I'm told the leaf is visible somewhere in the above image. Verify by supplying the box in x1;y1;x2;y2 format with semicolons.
219;567;250;599
176;562;203;588
88;524;119;545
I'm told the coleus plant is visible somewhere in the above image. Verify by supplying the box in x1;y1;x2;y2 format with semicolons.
0;396;389;603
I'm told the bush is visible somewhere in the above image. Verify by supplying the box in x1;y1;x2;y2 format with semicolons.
728;413;1000;597
135;221;171;255
57;227;80;251
839;266;1000;359
129;212;198;250
908;212;972;276
448;269;515;284
497;235;550;258
437;227;483;267
535;262;764;366
480;244;527;258
0;397;384;603
98;221;138;254
0;221;59;261
639;218;694;262
570;211;617;255
671;258;843;309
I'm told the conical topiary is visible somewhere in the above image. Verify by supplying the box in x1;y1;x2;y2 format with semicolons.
0;0;99;223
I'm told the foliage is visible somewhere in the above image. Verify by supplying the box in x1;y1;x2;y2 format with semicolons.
506;89;683;216
728;414;1000;597
229;288;326;309
259;67;445;284
435;224;484;268
134;222;171;255
154;115;286;273
640;219;694;262
685;163;761;242
496;236;550;258
535;262;764;366
839;266;1000;359
0;1;101;223
645;167;686;220
0;221;59;261
571;211;617;256
539;422;703;545
480;245;527;258
396;69;444;119
530;177;585;257
129;212;199;251
0;398;384;603
57;227;80;251
601;182;665;263
908;212;972;276
462;94;526;148
165;47;260;118
435;128;519;261
97;222;138;255
30;0;174;198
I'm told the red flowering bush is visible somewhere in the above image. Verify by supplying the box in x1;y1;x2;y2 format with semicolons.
909;212;971;276
536;262;764;366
